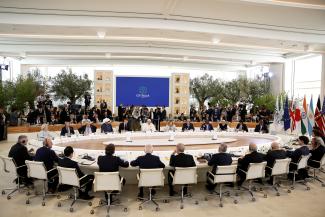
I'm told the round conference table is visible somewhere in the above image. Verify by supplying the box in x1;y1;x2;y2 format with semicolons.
28;131;281;183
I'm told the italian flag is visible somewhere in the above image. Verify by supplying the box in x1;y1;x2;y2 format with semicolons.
301;95;308;135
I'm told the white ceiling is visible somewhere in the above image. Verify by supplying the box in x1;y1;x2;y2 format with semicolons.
0;0;324;71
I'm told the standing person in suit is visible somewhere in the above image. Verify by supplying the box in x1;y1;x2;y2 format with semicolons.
60;120;74;136
265;142;287;184
97;144;129;203
182;119;195;132
101;118;113;133
254;119;269;133
130;144;165;198
206;143;232;191
8;135;34;185
78;120;97;135
236;120;248;132
58;146;94;200
168;143;196;196
34;138;59;192
236;143;265;186
308;137;325;168
200;120;214;131
118;118;130;133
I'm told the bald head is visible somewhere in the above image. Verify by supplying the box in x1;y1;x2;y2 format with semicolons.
218;143;227;153
249;143;257;152
271;142;280;150
176;143;185;153
43;137;53;148
144;144;153;154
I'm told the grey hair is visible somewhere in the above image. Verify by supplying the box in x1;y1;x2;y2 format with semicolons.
176;143;185;153
17;135;27;143
249;143;257;152
144;144;153;154
218;143;227;153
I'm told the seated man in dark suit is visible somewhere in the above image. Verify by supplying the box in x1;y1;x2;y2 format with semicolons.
237;143;265;186
60;121;74;136
168;143;196;196
58;146;94;200
286;136;310;170
308;137;325;168
130;144;165;198
265;142;287;184
118;119;131;133
218;120;228;131
97;144;129;203
236;120;248;132
182;119;195;132
8;135;33;185
34;138;59;192
200;120;214;131
101;118;113;134
254;119;268;133
78;120;97;135
206;143;232;191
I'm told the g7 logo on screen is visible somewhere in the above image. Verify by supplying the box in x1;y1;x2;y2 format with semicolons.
136;86;150;98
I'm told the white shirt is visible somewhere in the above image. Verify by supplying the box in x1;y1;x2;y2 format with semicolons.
142;123;156;132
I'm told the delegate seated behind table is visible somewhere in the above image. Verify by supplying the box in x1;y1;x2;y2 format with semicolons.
78;120;97;135
60;120;75;137
118;118;131;133
218;120;228;131
308;137;325;168
130;144;165;198
141;119;156;132
236;120;248;132
97;144;129;203
8;135;34;186
38;124;54;140
265;142;287;184
206;143;232;191
168;143;196;196
200;120;214;131
58;146;94;200
254;119;269;134
101;118;113;134
164;120;177;132
182;119;195;132
34;138;59;193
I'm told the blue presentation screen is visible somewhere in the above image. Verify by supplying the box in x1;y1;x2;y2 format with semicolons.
116;77;169;106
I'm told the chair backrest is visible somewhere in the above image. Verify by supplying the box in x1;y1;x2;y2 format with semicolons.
319;154;325;167
0;155;18;176
57;166;80;187
297;154;311;169
25;160;48;180
246;161;267;180
213;165;237;183
138;168;164;187
93;172;121;192
173;167;197;185
271;158;291;176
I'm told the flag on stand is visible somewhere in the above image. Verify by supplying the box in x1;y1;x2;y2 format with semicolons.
273;95;280;125
289;98;296;132
295;102;301;134
315;95;325;133
307;95;314;136
283;96;291;131
301;95;308;135
322;96;325;116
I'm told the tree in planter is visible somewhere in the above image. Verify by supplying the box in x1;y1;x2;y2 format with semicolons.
190;73;223;108
50;69;92;105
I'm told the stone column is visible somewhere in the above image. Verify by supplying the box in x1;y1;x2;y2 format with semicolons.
269;63;285;96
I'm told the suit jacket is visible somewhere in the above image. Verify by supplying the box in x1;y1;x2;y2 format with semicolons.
78;125;97;135
238;151;265;172
58;157;84;177
101;123;113;133
236;123;248;132
182;123;195;131
265;149;287;168
8;143;33;167
309;145;325;167
254;124;269;133
97;154;129;172
200;123;214;131
286;146;309;164
169;153;196;168
219;123;228;131
34;146;59;170
118;122;131;133
60;126;75;136
131;153;165;169
208;152;232;174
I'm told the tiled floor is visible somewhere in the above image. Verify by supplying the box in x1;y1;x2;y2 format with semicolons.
0;133;325;217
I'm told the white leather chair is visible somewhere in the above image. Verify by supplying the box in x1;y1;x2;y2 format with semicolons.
238;161;267;201
289;154;311;190
25;160;58;206
308;154;325;187
56;166;93;212
170;167;198;209
0;156;31;200
205;165;238;207
137;168;164;211
265;158;291;196
90;172;127;217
